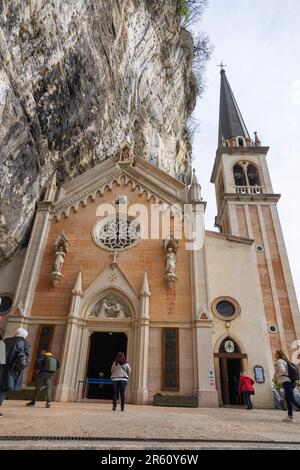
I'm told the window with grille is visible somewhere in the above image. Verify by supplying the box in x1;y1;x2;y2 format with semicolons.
162;328;179;391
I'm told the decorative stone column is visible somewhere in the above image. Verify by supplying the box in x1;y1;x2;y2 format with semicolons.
10;174;57;322
56;272;83;401
134;271;151;404
189;174;219;407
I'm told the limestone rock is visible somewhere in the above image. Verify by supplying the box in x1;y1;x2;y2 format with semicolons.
0;0;197;264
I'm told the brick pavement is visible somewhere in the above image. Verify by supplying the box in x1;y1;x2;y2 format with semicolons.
0;400;300;449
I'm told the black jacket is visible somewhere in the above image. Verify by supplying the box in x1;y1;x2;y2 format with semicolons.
0;336;30;392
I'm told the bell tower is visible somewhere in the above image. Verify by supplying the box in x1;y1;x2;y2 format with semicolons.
211;67;300;357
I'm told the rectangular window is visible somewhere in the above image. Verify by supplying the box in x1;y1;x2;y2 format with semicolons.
162;328;179;391
29;325;55;383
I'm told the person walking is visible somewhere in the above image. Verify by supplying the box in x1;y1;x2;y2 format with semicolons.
0;335;5;367
26;346;60;408
274;350;300;422
0;334;6;414
238;371;255;410
293;383;300;410
111;352;131;412
0;328;30;416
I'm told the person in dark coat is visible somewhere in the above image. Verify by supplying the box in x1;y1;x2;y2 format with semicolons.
0;328;30;416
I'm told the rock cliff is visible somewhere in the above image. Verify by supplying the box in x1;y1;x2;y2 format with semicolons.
0;0;197;264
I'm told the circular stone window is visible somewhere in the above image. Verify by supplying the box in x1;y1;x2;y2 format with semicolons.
212;297;240;320
268;324;278;334
256;245;264;253
92;216;140;251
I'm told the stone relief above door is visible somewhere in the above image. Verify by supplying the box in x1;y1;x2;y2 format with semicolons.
88;294;131;319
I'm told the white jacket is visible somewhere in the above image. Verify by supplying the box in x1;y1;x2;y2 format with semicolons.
274;359;290;384
111;362;131;382
0;340;5;365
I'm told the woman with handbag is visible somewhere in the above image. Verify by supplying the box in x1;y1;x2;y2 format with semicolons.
274;350;300;422
0;328;30;416
238;371;255;410
111;352;131;412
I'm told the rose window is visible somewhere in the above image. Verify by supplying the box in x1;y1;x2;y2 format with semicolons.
93;216;140;251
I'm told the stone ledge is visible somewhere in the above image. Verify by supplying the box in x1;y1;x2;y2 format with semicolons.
153;393;198;407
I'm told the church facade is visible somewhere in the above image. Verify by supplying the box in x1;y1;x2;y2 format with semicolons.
1;70;299;408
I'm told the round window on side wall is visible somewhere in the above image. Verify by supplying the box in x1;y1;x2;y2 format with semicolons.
212;297;240;321
268;324;278;334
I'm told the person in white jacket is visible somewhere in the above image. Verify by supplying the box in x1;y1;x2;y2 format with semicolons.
0;335;5;366
274;350;300;422
111;352;131;412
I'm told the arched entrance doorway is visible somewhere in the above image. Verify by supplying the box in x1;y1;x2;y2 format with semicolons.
86;331;128;399
214;337;247;406
57;264;150;404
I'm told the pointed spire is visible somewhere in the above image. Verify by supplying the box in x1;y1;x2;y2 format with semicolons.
72;272;83;296
190;169;201;203
44;171;57;202
254;131;261;147
140;271;151;297
218;69;250;146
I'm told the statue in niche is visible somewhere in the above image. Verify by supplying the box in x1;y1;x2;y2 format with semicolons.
50;232;69;287
118;143;134;166
121;146;130;162
54;246;65;273
164;242;178;288
166;247;176;275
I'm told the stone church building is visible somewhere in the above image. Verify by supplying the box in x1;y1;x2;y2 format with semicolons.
1;70;299;408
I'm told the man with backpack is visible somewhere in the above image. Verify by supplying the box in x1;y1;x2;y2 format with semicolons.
274;350;300;422
26;346;60;408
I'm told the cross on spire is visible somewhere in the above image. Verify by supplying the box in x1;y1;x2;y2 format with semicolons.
217;62;227;71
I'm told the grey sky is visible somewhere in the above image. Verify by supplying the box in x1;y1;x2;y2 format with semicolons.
192;0;300;302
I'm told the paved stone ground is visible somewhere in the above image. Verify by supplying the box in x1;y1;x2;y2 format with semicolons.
0;400;300;449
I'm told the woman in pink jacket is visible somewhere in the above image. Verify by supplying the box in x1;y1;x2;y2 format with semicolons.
238;371;255;410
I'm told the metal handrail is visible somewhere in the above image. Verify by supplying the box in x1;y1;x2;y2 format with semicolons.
76;378;113;401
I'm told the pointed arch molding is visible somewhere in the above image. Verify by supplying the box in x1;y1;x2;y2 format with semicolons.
53;169;182;222
214;333;247;355
76;264;140;321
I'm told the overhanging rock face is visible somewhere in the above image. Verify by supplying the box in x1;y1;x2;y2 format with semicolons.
0;0;196;264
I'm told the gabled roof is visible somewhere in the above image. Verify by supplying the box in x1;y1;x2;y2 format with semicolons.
52;156;188;220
